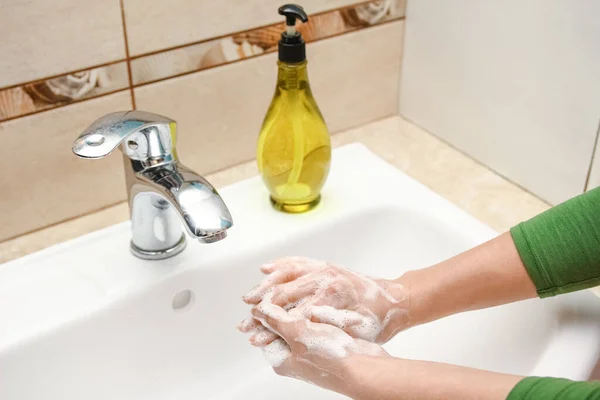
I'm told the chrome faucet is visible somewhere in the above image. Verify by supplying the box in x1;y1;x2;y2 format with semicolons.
72;111;233;260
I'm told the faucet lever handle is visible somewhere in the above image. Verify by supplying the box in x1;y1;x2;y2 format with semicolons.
72;110;176;159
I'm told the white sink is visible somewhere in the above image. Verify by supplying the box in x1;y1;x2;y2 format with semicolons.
1;144;599;400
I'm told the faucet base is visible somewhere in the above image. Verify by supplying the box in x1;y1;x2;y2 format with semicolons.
129;235;187;260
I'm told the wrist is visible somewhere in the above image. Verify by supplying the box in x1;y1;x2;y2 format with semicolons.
343;356;371;400
371;275;420;342
392;269;435;329
344;354;401;400
338;355;369;399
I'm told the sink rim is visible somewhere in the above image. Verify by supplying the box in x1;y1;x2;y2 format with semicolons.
1;143;599;382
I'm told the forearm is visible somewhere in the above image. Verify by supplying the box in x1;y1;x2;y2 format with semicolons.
394;232;537;328
346;355;522;400
388;188;600;330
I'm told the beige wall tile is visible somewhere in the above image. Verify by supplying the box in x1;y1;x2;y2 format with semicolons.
0;91;132;241
135;21;403;176
0;21;402;241
0;115;548;262
0;0;125;88
123;0;365;56
400;0;600;205
331;117;550;232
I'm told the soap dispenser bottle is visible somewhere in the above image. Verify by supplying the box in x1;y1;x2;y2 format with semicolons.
257;4;331;213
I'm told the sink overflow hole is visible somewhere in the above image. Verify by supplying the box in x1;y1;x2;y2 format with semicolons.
172;290;194;311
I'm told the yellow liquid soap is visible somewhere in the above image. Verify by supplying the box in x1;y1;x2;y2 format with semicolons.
257;60;331;213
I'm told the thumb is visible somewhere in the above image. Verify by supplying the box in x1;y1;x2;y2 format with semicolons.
251;300;299;342
262;338;292;370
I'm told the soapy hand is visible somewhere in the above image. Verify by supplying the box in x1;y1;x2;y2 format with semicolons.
241;257;410;345
249;293;389;395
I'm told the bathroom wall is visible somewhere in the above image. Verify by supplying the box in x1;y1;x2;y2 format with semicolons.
399;0;600;205
0;0;406;242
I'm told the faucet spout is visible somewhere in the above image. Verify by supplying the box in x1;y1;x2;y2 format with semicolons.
127;161;233;259
72;111;233;260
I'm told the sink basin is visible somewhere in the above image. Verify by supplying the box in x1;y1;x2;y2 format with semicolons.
1;144;599;400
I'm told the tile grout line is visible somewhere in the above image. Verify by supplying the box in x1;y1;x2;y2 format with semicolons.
134;17;405;89
0;89;130;124
192;112;401;180
128;0;376;60
0;0;403;120
119;0;136;110
0;60;127;92
0;114;401;245
0;0;385;93
396;0;408;113
0;14;404;122
583;117;600;192
399;114;554;207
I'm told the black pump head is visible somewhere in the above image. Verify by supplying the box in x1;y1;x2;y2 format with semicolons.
277;4;309;63
278;4;309;27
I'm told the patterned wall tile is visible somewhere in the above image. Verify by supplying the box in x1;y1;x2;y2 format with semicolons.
131;0;405;86
123;0;368;57
0;0;404;123
0;62;129;122
135;21;404;179
0;0;405;241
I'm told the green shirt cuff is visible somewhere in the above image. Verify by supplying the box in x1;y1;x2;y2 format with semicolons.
508;376;600;399
510;225;555;298
510;186;600;298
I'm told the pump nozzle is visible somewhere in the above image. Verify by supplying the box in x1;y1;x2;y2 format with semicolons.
277;4;309;63
278;4;309;36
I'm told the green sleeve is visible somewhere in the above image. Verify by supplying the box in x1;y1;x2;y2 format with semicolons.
510;186;600;298
508;377;600;399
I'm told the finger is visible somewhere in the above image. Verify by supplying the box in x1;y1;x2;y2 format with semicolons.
285;282;352;316
286;291;340;320
263;256;327;274
259;262;277;274
250;326;279;347
244;267;309;304
246;257;328;303
257;256;328;281
262;338;292;370
270;275;318;309
308;305;365;331
308;305;386;342
237;317;260;333
252;300;298;341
